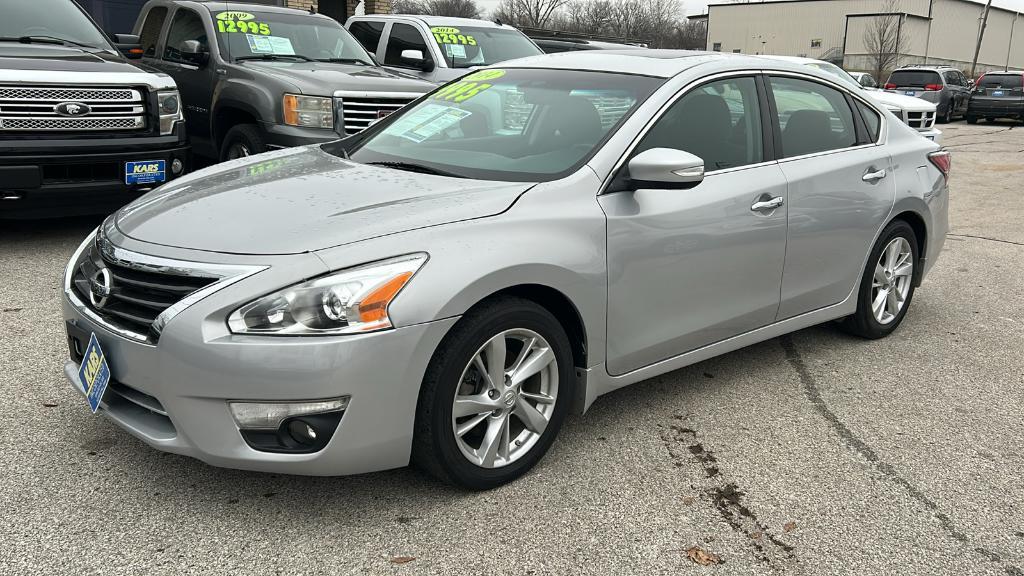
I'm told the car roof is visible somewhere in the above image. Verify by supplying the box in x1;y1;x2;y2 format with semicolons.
192;1;323;17
981;70;1024;75
499;49;807;78
351;14;513;29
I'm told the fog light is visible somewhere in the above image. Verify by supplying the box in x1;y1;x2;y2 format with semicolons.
288;419;318;445
229;397;349;430
171;158;184;174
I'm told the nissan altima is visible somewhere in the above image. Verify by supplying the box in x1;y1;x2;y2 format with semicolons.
62;51;949;489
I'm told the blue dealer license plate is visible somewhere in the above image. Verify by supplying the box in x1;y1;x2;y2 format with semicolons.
125;160;166;185
77;333;111;413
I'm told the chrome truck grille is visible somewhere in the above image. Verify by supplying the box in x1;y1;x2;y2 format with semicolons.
0;86;146;132
335;92;420;135
898;109;936;131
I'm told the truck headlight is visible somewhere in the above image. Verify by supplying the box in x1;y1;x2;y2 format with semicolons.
157;90;183;135
283;94;334;129
227;254;427;335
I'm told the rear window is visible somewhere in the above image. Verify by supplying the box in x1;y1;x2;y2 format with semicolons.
978;74;1023;89
888;70;942;87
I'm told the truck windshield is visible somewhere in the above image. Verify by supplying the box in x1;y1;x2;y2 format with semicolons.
213;9;373;64
339;68;662;182
0;0;113;50
429;26;542;68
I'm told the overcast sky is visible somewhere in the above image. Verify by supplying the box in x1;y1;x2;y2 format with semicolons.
475;0;1024;18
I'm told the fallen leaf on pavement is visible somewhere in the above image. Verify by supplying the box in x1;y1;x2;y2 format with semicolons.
686;546;721;566
682;496;695;505
783;521;797;533
390;556;416;564
42;402;58;408
749;531;762;540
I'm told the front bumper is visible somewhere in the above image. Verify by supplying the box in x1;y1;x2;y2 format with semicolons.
259;121;340;151
967;99;1024;119
920;127;942;144
0;131;190;219
61;254;458;476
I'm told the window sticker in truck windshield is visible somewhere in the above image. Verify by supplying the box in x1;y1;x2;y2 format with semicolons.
430;69;506;103
245;34;295;55
431;27;477;46
216;11;272;35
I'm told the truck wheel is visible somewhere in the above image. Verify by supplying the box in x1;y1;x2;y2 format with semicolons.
966;116;978;124
220;124;266;161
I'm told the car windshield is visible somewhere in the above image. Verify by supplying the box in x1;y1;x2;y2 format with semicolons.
977;74;1023;89
0;0;112;50
213;9;373;63
429;26;542;68
888;70;942;87
804;62;863;91
340;68;662;182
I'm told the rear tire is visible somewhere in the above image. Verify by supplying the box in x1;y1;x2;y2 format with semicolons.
840;220;919;339
412;296;575;490
219;124;266;161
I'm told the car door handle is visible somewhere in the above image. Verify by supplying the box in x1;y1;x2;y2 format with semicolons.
862;169;887;183
750;196;784;212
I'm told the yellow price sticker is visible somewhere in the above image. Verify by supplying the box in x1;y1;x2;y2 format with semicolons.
216;11;255;21
217;19;271;35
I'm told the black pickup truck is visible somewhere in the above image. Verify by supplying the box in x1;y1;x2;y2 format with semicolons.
1;0;190;219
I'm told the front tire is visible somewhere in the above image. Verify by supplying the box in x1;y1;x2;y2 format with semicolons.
840;220;919;339
220;124;267;161
413;297;575;489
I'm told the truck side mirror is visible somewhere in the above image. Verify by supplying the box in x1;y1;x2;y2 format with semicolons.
180;40;209;66
400;49;434;72
113;33;143;59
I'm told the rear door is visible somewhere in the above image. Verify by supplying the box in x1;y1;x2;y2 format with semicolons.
768;74;896;319
602;75;789;375
347;19;386;59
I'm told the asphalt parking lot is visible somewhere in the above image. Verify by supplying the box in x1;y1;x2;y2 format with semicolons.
1;122;1022;575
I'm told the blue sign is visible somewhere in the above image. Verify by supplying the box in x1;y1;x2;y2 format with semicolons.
77;333;110;414
125;160;166;185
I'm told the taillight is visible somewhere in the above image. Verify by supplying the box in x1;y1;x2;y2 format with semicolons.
884;83;897;89
928;150;951;182
924;83;943;91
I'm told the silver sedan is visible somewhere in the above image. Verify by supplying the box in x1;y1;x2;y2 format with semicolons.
62;51;949;489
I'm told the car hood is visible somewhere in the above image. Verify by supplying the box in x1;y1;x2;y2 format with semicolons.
0;43;154;73
114;147;533;255
868;90;936;112
241;61;434;95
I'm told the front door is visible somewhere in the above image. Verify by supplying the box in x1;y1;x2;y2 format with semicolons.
602;76;788;376
381;22;437;83
156;7;217;152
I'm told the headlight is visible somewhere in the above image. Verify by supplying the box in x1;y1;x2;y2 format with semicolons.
283;94;334;129
157;90;184;135
885;106;902;115
227;254;427;335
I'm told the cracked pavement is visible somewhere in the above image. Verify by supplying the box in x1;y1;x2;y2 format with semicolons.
1;122;1022;575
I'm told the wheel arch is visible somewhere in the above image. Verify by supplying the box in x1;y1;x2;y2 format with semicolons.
212;102;261;151
889;209;928;286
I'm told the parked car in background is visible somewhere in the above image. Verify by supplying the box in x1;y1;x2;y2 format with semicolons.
762;57;941;142
884;65;970;123
129;1;432;160
1;0;189;219
849;71;877;88
531;37;646;53
346;15;542;84
966;71;1024;124
62;51;949;489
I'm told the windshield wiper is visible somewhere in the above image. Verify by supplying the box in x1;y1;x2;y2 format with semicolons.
367;161;465;178
317;57;372;65
236;54;316;62
0;35;100;49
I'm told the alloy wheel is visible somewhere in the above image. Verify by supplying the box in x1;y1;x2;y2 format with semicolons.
227;143;251;159
451;329;558;469
871;237;914;325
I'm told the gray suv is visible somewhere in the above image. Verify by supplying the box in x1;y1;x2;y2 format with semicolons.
884;65;971;123
129;1;432;160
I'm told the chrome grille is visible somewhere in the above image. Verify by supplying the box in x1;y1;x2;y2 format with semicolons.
900;110;936;131
70;241;218;340
0;85;146;132
336;92;419;134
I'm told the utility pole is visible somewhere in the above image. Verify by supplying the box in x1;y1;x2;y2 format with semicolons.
970;0;993;79
1008;12;1020;72
923;0;934;64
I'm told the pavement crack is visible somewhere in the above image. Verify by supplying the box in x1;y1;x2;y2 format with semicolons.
780;335;1021;573
947;233;1024;247
662;417;797;567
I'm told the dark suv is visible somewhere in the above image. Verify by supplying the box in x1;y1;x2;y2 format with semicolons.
967;71;1024;124
1;0;190;219
130;1;432;160
885;66;971;123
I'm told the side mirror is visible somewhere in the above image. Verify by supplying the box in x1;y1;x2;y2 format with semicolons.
627;148;705;190
400;49;434;72
113;33;143;59
180;40;209;65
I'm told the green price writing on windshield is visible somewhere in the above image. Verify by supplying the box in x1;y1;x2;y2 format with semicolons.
430;27;476;46
217;19;271;35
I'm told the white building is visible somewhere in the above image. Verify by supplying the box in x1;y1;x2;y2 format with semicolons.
705;0;1023;74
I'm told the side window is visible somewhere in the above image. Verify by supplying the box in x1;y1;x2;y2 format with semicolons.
384;23;432;68
138;7;167;57
634;77;763;171
770;76;857;158
855;100;881;142
349;21;384;54
943;71;958;86
163;8;207;63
